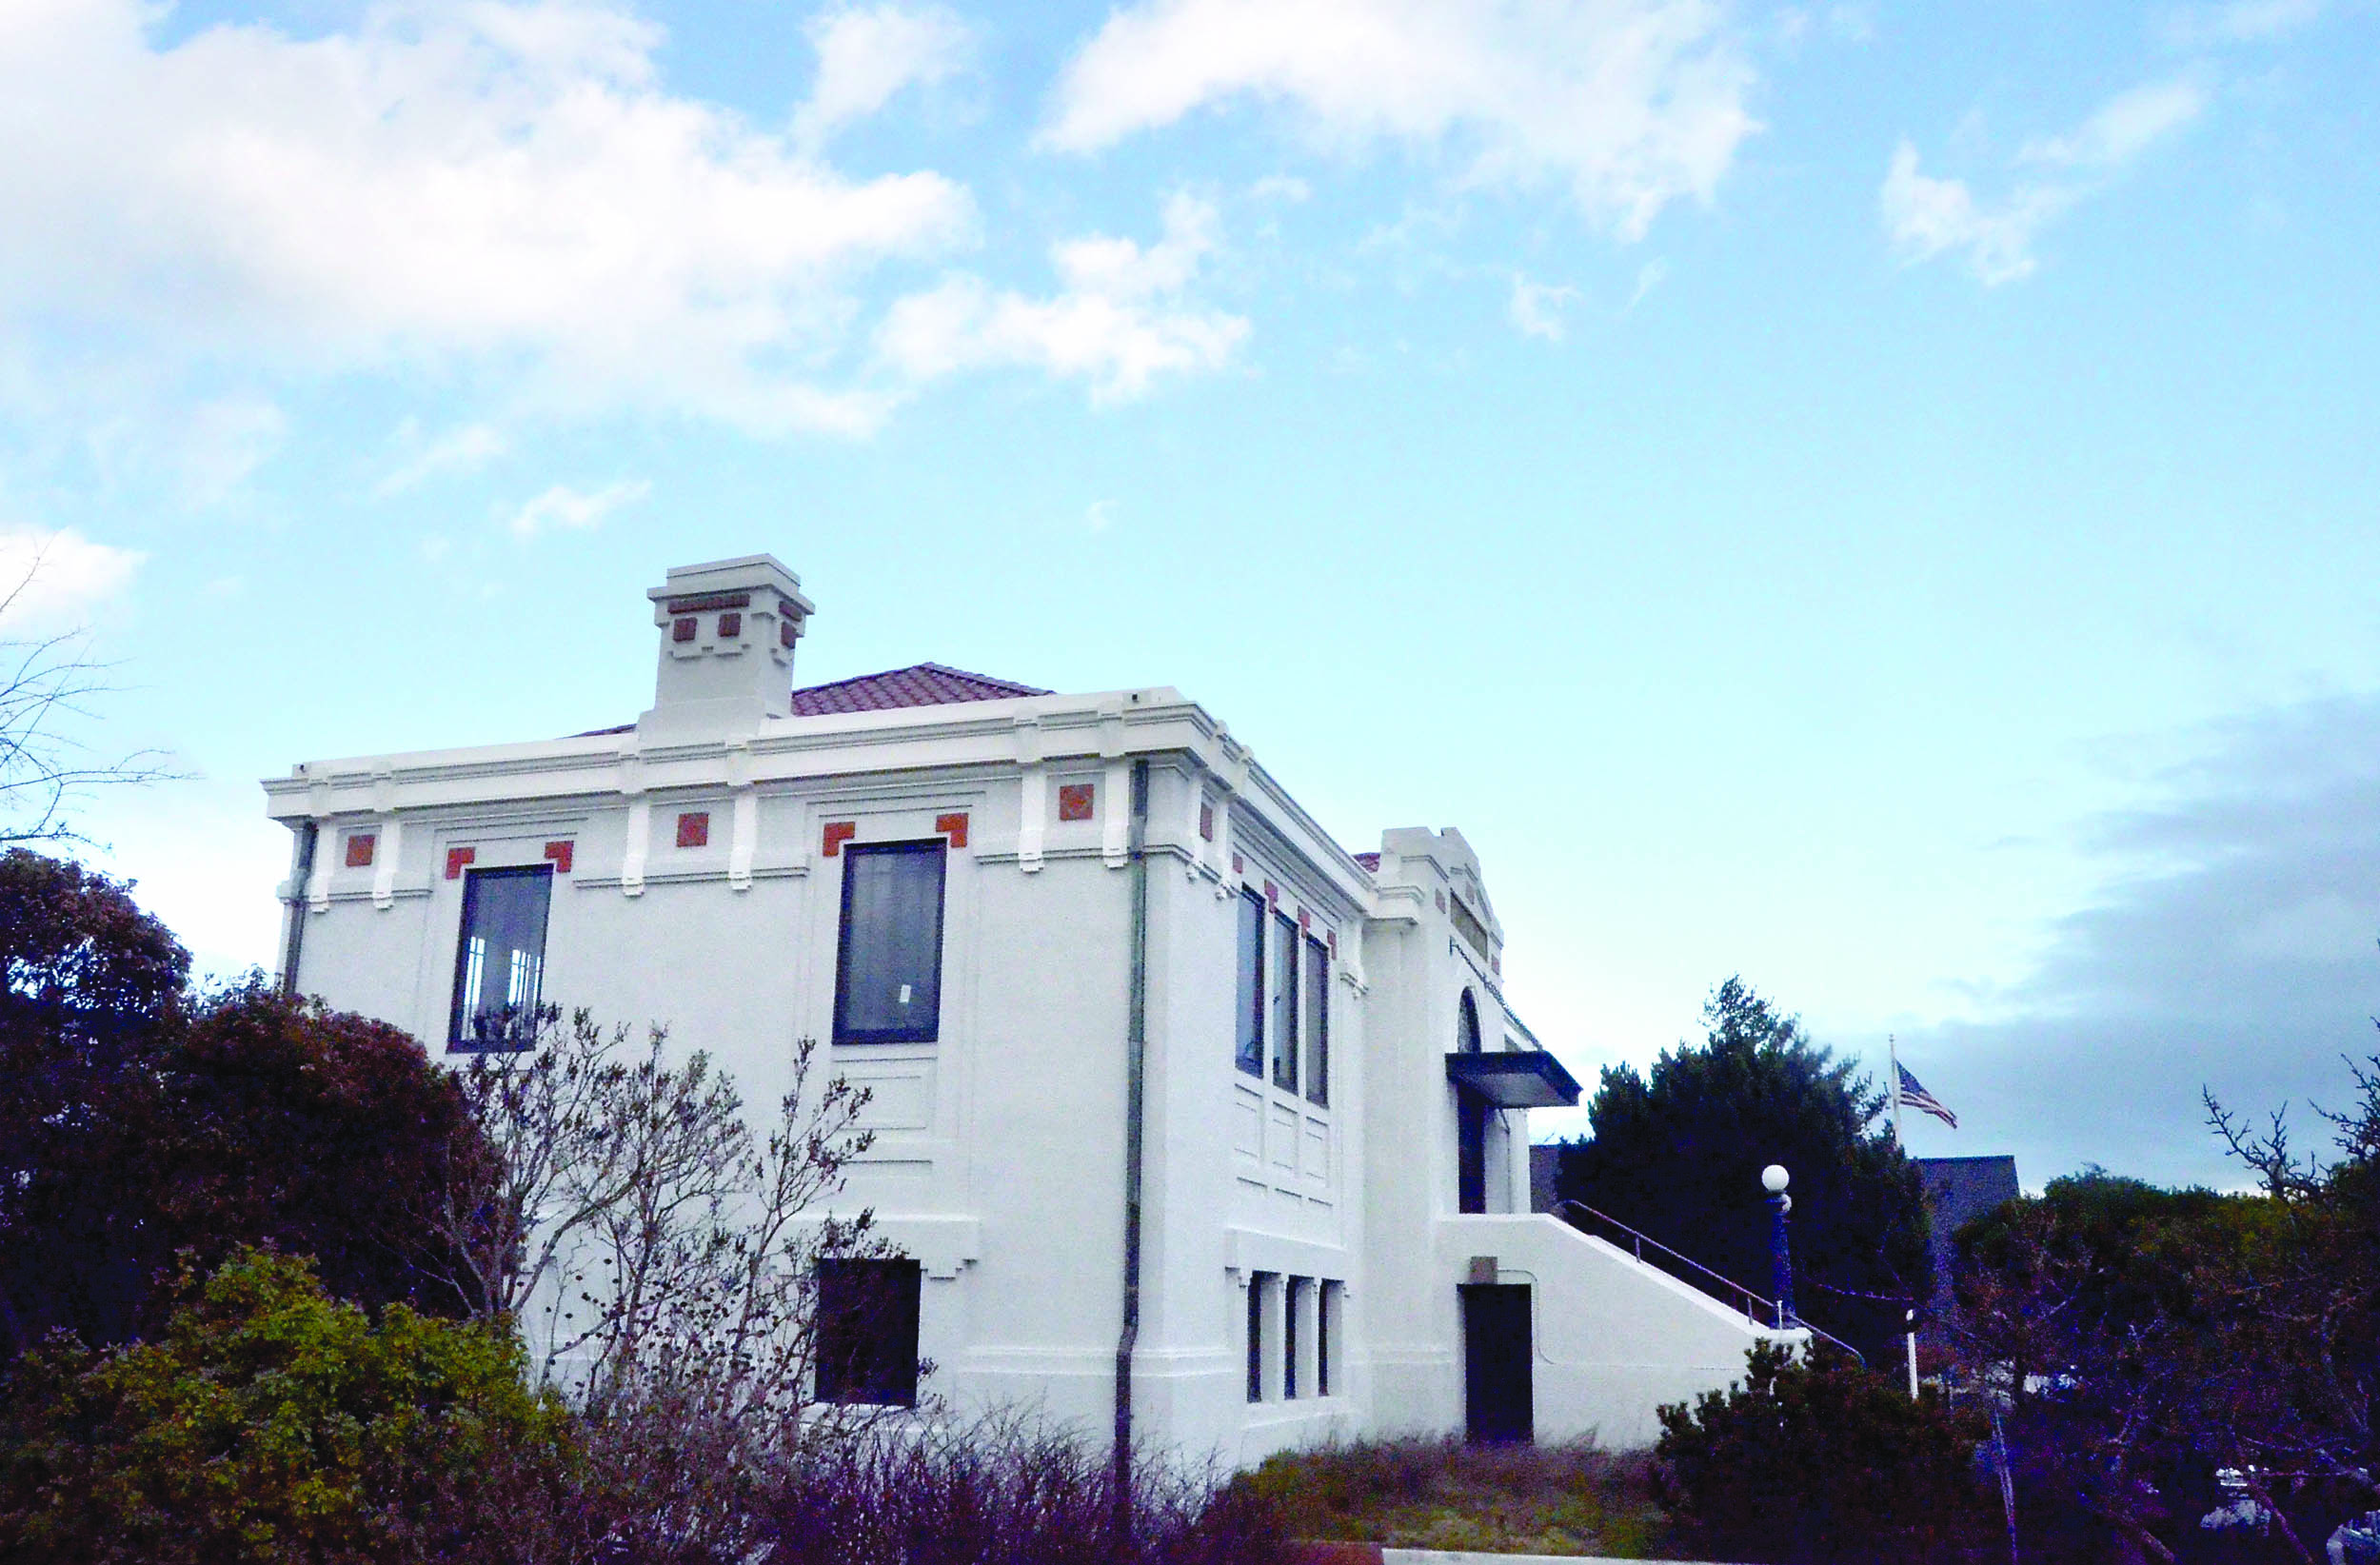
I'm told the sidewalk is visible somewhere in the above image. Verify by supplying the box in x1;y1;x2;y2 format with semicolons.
1294;1547;1746;1565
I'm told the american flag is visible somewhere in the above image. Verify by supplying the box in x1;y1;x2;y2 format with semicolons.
1897;1063;1957;1129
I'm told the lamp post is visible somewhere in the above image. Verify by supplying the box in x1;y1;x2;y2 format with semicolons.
1761;1163;1795;1329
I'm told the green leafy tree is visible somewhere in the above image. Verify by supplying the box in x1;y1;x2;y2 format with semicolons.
0;850;492;1359
1553;977;1932;1359
1656;1339;1993;1564
0;1248;577;1565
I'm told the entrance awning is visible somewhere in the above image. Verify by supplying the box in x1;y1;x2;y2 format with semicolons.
1446;1049;1581;1109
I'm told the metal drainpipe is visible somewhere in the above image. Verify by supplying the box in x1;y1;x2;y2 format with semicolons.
1111;759;1152;1531
279;822;318;1000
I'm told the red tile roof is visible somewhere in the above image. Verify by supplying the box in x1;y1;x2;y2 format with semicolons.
1353;852;1380;871
789;663;1048;716
570;663;1047;738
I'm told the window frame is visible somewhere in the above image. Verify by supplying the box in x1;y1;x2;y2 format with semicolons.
814;1258;923;1407
1283;1275;1304;1400
1269;909;1299;1095
1301;934;1329;1107
1318;1279;1339;1397
832;839;949;1046
446;862;554;1053
1456;988;1489;1213
1234;890;1265;1078
1245;1272;1267;1402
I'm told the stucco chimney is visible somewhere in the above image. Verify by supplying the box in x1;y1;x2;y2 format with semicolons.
638;555;814;738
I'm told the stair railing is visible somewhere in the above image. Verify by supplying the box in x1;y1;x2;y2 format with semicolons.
1549;1199;1868;1368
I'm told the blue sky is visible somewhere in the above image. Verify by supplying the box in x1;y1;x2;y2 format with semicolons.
4;0;2376;1190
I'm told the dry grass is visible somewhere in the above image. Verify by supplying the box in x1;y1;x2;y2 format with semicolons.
1230;1437;1695;1558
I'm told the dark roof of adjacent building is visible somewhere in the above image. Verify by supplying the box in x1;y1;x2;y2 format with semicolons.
573;663;1048;737
1915;1155;2021;1323
1353;852;1381;871
788;663;1048;716
1918;1156;2022;1237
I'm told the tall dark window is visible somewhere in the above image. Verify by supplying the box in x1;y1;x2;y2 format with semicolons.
449;864;553;1050
1457;989;1487;1213
1245;1273;1267;1402
1235;892;1264;1077
1283;1276;1304;1399
834;842;947;1044
816;1258;922;1406
1302;937;1329;1107
1270;911;1299;1094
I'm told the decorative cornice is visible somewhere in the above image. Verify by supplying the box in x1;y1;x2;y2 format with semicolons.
264;686;1379;909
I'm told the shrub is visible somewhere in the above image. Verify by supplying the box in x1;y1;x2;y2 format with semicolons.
1232;1436;1670;1556
1656;1340;1994;1564
760;1417;1286;1565
0;1248;577;1565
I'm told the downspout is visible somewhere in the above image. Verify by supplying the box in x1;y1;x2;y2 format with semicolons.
279;822;317;1000
1112;759;1151;1529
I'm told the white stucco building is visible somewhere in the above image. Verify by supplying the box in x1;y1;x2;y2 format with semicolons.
265;554;1782;1460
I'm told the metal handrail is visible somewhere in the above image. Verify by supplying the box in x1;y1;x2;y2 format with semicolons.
1550;1199;1868;1369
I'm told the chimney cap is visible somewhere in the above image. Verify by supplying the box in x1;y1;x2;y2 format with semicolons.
646;554;814;620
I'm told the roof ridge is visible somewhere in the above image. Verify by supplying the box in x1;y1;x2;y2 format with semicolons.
791;661;1048;699
897;662;1050;696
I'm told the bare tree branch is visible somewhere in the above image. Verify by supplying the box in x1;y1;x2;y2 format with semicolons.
413;1005;901;1554
0;552;177;845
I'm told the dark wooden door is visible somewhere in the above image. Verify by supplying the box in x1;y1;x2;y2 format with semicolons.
1460;1283;1533;1444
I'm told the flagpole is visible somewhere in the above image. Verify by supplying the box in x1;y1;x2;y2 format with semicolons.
1891;1034;1918;1400
1889;1032;1905;1146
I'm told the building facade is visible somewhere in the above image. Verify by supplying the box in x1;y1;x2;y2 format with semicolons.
265;554;1783;1461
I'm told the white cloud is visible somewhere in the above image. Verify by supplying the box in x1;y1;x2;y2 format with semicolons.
0;0;976;436
878;194;1249;402
2162;0;2323;47
795;3;973;147
1878;143;2065;285
178;397;287;506
1508;276;1580;341
1628;258;1669;308
1249;174;1312;203
1881;80;2204;285
1085;499;1116;532
377;422;510;498
506;479;652;539
0;526;146;632
2022;79;2207;170
1041;0;1759;240
1826;4;1877;44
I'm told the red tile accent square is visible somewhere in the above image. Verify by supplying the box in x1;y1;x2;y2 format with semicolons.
1262;880;1278;906
935;812;970;849
1231;853;1243;875
544;841;574;874
717;611;742;639
822;821;857;857
446;846;475;881
1326;929;1338;956
672;616;697;644
1057;782;1095;822
345;832;376;868
1436;889;1447;912
780;617;797;648
1198;803;1214;842
1299;908;1312;932
676;811;710;849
